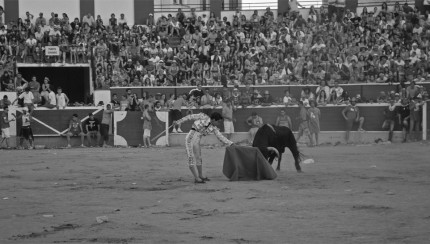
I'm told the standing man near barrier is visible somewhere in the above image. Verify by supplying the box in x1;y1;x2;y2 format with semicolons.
397;98;410;143
296;101;312;145
222;98;235;140
342;97;365;144
1;106;15;149
382;99;397;142
171;93;187;133
100;104;113;148
17;107;34;149
86;113;101;147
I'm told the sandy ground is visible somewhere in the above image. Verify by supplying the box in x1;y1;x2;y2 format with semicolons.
1;143;430;244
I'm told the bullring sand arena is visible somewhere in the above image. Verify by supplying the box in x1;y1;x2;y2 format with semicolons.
1;142;430;244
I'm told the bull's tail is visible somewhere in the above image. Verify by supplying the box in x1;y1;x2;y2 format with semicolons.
288;132;304;172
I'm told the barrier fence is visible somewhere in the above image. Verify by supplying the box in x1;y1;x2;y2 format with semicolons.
1;101;429;147
108;83;430;103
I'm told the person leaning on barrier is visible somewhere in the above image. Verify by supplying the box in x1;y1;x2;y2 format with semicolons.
342;97;365;144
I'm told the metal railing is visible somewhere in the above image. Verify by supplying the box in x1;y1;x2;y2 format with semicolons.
154;0;211;12
357;0;412;8
154;0;324;12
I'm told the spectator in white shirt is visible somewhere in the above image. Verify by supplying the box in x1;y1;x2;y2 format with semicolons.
12;87;35;112
82;13;95;28
24;35;37;62
43;87;57;108
118;14;127;26
311;39;326;52
0;26;6;36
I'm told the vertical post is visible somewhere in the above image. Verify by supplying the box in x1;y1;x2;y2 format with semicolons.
278;0;290;14
80;0;95;20
135;0;154;25
423;101;427;141
166;111;170;146
210;0;223;19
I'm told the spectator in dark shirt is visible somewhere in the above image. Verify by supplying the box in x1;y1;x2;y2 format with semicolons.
261;90;274;106
382;99;397;142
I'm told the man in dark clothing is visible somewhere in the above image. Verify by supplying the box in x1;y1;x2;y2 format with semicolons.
382;99;397;142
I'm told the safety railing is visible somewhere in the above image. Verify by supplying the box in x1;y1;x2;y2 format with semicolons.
154;0;211;12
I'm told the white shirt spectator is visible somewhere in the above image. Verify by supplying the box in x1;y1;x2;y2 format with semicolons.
118;16;127;26
19;92;34;104
82;14;95;27
56;93;67;108
48;91;56;106
26;38;37;47
49;29;61;36
311;42;326;51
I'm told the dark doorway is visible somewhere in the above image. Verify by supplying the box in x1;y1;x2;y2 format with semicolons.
17;66;90;103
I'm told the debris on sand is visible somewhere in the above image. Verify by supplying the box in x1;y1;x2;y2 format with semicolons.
303;159;315;164
352;205;392;213
42;214;54;218
9;224;80;240
96;216;109;223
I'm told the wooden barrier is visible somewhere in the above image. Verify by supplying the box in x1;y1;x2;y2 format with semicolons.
109;83;430;102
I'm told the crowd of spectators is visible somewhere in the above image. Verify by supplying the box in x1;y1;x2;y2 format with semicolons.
0;2;430;92
0;3;429;108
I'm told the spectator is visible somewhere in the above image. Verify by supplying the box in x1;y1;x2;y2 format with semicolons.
316;90;328;105
222;98;235;140
188;84;204;103
382;99;397;142
246;111;263;144
231;87;241;107
40;77;51;104
171;93;187;133
100;104;113;147
119;94;130;111
200;88;213;107
56;87;69;109
409;97;424;141
35;12;47;27
64;113;86;148
141;104;152;148
377;91;388;103
17;106;34;149
0;95;11;108
397;98;410;143
261;90;274;106
28;76;41;105
342;97;365;144
296;101;312;145
283;90;294;106
12;87;34;113
42;87;57;108
308;100;321;146
0;105;15;149
86;113;101;147
110;93;120;110
82;13;95;28
406;81;420;99
275;108;292;128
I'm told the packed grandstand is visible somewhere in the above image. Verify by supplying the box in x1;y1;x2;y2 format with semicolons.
0;2;429;106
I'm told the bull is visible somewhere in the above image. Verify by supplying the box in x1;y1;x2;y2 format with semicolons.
252;124;303;172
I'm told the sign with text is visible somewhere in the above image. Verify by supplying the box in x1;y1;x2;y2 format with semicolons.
45;46;60;56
